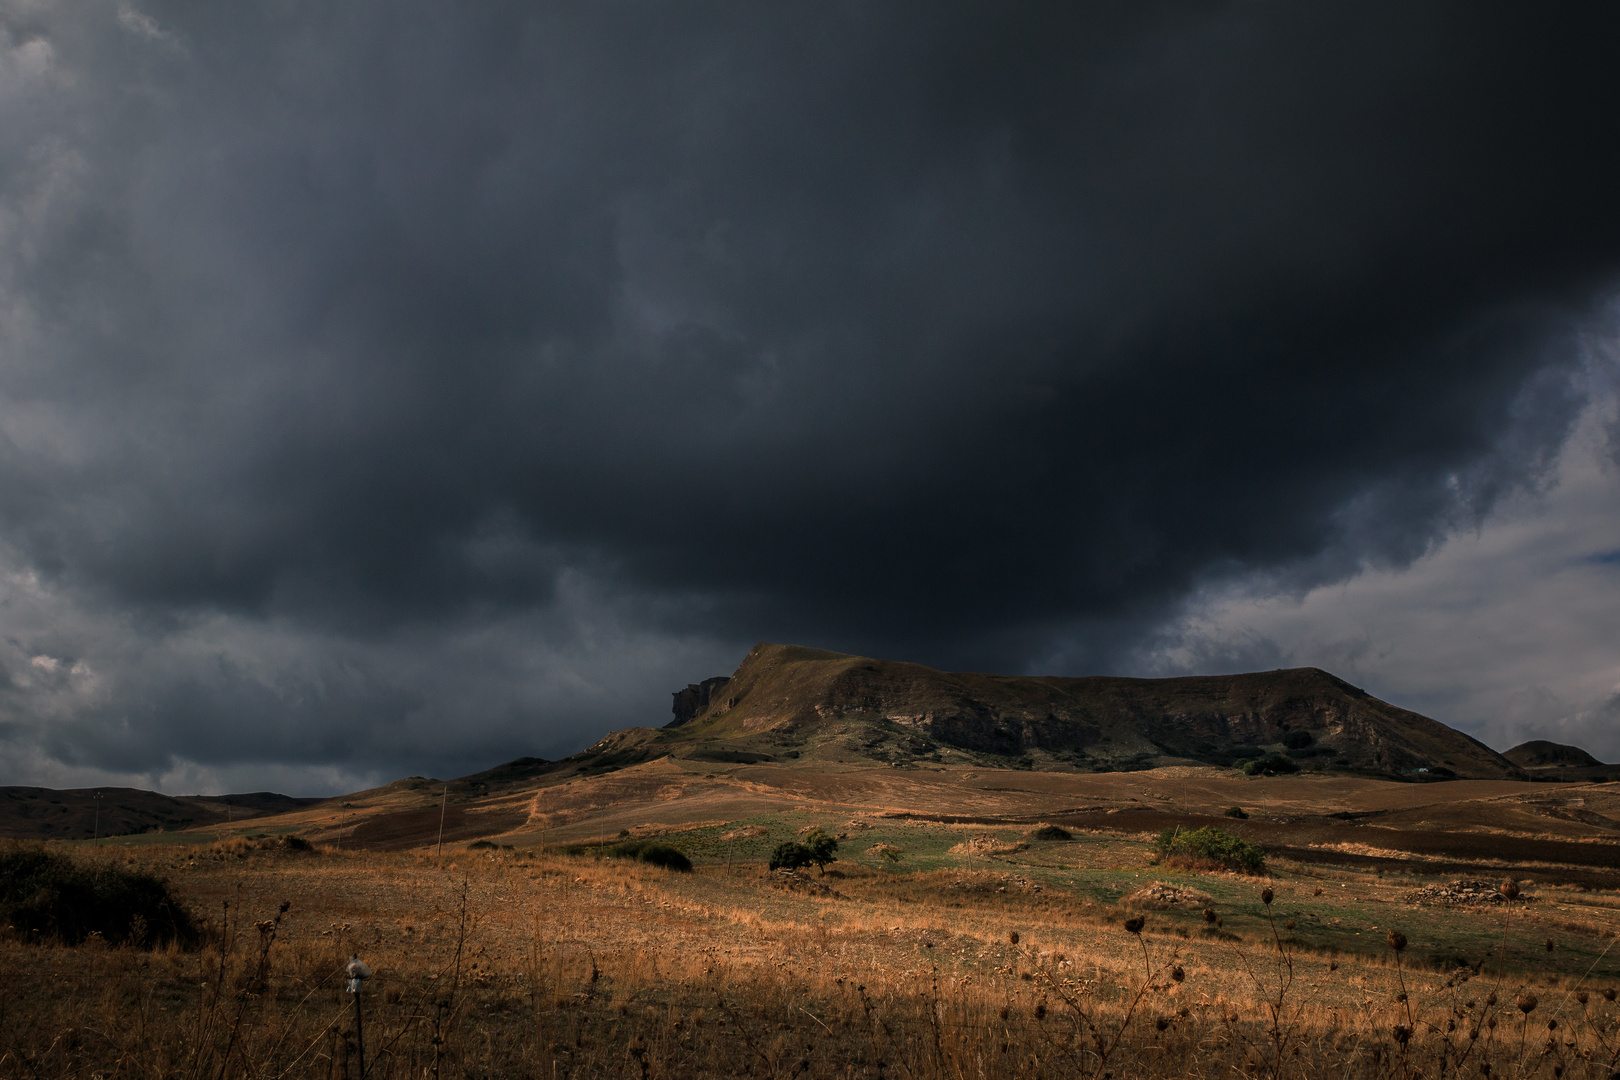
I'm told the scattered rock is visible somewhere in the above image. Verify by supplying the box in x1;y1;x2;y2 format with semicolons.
1124;881;1217;910
1405;880;1533;907
982;872;1042;894
949;835;1029;857
720;825;769;841
770;868;842;899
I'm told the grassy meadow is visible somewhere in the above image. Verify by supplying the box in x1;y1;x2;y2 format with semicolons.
2;813;1618;1079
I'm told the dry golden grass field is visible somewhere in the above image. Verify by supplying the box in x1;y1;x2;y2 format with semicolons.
3;761;1620;1079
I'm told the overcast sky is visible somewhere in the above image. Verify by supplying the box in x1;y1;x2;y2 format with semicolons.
3;3;1620;795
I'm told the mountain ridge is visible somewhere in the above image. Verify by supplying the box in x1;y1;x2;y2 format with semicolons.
646;642;1522;779
0;787;320;841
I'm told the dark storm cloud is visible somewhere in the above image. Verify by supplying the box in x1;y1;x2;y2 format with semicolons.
2;2;1620;788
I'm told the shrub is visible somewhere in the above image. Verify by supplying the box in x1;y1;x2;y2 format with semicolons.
208;835;318;858
0;846;197;948
1032;825;1073;841
769;841;811;871
1223;806;1249;819
1240;754;1298;776
1153;826;1266;874
468;839;499;850
607;841;692;872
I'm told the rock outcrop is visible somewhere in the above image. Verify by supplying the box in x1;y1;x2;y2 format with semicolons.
667;676;732;728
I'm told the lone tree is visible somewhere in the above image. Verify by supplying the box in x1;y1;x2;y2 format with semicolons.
768;829;840;875
803;829;838;875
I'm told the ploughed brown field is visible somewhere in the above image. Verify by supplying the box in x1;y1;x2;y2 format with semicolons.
4;758;1620;1078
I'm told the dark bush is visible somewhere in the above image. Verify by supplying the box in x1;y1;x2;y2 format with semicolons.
0;846;197;948
467;839;499;850
1154;826;1266;874
1032;825;1073;841
1241;754;1298;776
769;841;812;871
1282;730;1316;750
607;841;692;872
209;835;319;858
1223;806;1249;819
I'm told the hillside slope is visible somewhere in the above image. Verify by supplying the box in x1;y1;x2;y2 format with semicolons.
0;787;320;840
651;643;1520;778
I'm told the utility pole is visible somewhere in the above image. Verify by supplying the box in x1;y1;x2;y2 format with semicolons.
436;785;448;857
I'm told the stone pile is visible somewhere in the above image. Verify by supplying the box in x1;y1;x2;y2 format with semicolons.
999;872;1042;894
770;868;842;899
1405;880;1526;907
1124;881;1215;909
948;834;1029;857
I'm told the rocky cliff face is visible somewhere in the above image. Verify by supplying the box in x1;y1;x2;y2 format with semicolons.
666;676;732;728
662;643;1522;779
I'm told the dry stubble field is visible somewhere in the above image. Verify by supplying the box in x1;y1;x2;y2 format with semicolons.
3;815;1620;1080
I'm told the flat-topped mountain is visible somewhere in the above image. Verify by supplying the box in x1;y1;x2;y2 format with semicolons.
647;643;1521;778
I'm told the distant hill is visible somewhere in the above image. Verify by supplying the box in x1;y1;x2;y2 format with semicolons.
577;643;1520;779
1502;740;1614;782
1503;740;1601;768
0;787;321;841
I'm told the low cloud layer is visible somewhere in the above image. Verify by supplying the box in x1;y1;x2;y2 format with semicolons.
3;3;1620;792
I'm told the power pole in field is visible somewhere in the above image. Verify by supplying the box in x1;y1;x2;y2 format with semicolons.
436;785;449;857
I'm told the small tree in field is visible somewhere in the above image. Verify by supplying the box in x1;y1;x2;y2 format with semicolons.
768;830;839;875
803;829;838;875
